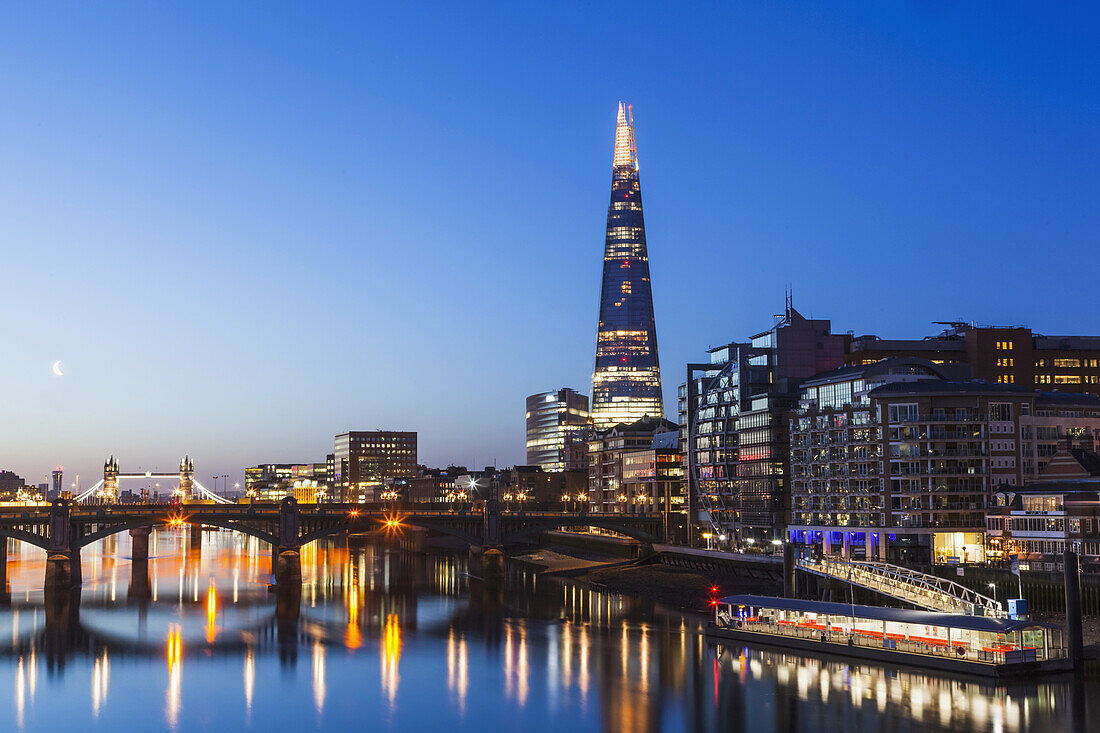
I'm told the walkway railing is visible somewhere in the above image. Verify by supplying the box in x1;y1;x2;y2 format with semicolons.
796;556;1005;617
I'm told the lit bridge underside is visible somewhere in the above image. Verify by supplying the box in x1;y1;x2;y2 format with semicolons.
0;501;677;592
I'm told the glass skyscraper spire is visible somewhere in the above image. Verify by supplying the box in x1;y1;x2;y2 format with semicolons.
591;102;664;428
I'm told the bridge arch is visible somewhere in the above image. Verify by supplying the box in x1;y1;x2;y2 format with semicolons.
0;527;50;551
72;517;278;550
298;517;482;548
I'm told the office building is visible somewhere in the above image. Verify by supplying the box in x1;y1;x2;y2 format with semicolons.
591;103;664;428
334;431;418;502
51;467;63;499
526;388;591;471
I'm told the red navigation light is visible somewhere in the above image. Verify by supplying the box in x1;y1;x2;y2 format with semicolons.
621;357;627;363
709;599;718;606
710;586;719;595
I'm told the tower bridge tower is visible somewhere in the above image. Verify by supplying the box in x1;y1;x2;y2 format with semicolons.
102;456;120;501
179;456;194;498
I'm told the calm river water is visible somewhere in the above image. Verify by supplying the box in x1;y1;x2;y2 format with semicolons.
0;529;1092;732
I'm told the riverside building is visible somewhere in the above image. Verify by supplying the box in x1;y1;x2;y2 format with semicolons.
680;303;847;547
790;369;1100;565
591;103;664;428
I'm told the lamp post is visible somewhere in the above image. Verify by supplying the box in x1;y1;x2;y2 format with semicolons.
989;582;998;604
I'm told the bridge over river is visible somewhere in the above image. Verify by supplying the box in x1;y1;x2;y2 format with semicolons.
0;498;678;592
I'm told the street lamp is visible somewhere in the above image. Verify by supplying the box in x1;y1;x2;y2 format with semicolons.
988;582;998;604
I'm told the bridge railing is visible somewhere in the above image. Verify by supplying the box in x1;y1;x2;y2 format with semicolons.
797;556;1005;618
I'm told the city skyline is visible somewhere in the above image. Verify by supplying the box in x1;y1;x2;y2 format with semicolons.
2;3;1100;485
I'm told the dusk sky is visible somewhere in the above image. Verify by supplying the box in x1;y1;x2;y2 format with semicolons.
2;3;1099;489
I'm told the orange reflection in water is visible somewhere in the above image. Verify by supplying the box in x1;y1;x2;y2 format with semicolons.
166;625;182;728
381;613;402;706
346;581;361;649
205;581;217;643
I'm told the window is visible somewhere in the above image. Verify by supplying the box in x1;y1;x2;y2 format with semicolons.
989;403;1013;422
996;341;1015;350
888;403;918;423
996;358;1014;367
1054;359;1081;368
1055;375;1083;384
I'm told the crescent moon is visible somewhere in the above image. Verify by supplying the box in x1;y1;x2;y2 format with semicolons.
51;360;64;377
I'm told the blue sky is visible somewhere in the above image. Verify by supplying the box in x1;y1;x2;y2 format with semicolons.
1;2;1098;487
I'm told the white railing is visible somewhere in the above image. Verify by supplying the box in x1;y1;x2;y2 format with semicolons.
797;556;1005;617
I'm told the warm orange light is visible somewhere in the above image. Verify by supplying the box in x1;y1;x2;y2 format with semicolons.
380;512;405;536
164;510;191;528
346;581;361;649
381;613;402;704
206;581;217;643
166;625;182;668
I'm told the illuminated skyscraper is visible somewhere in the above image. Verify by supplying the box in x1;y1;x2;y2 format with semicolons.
591;102;663;428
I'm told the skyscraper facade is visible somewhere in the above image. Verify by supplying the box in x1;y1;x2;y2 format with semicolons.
591;102;664;429
525;388;590;471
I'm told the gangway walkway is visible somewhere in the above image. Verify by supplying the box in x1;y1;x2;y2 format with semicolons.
796;556;1005;618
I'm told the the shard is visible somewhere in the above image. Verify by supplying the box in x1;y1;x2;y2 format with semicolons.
591;103;664;428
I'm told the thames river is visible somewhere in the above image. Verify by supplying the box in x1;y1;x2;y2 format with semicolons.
0;530;1091;732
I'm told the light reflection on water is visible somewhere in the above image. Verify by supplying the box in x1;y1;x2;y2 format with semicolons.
0;529;1092;731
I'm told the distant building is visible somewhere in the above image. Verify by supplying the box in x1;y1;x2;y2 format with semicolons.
587;416;678;514
507;465;588;505
680;302;848;547
848;323;1100;396
245;462;333;502
0;471;28;499
526;388;590;471
591;103;664;428
334;431;417;502
51;467;63;499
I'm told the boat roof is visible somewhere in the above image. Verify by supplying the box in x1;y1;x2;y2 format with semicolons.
718;594;1058;633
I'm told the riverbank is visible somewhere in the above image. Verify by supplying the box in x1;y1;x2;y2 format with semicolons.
511;547;781;614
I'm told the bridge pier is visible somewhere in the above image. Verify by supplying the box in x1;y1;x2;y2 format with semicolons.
189;522;202;553
131;526;152;561
45;549;81;590
128;526;152;600
274;547;302;586
270;497;303;588
45;499;81;590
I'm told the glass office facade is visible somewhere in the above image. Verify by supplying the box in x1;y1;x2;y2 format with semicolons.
525;388;590;471
591;102;663;429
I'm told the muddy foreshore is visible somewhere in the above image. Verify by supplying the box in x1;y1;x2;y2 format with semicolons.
511;547;781;615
